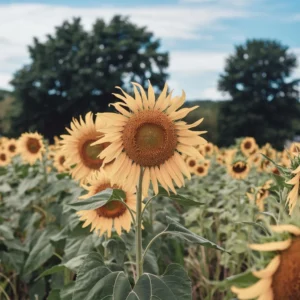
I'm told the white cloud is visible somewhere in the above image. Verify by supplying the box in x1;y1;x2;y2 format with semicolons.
199;86;228;100
0;2;250;91
170;51;227;74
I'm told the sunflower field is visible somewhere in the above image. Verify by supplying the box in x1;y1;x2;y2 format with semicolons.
0;82;299;300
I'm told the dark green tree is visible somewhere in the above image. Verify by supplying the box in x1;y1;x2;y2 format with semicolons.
218;39;300;149
10;16;169;139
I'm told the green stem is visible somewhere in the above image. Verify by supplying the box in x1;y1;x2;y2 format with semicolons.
135;168;144;281
104;234;108;260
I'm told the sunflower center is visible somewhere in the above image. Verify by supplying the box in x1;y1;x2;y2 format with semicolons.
0;153;6;161
81;139;109;169
8;145;16;153
272;238;300;300
197;166;204;173
59;156;65;166
122;110;177;167
244;141;252;149
27;138;41;154
189;160;196;167
232;162;247;173
136;124;165;149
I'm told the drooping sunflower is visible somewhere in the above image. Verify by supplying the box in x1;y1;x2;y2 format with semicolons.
5;138;19;157
0;149;11;167
247;180;273;212
286;165;300;215
231;224;300;300
77;171;136;237
240;137;258;157
228;160;250;180
18;132;45;165
53;150;69;173
60;112;110;182
94;82;207;194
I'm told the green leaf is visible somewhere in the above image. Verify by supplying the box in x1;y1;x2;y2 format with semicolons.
0;224;14;240
68;188;126;211
22;229;56;275
225;270;258;287
126;264;192;300
157;187;204;206
36;265;66;280
235;221;270;235
48;289;61;300
103;239;126;265
0;182;11;193
166;217;229;253
72;252;132;300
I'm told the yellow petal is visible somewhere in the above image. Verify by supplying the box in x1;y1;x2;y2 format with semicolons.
249;239;291;251
231;278;272;299
142;168;150;197
270;224;300;236
150;167;159;195
257;289;273;300
252;255;280;279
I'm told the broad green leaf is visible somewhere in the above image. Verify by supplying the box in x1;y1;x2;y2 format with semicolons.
48;289;61;300
60;282;76;300
0;224;14;240
235;221;270;235
72;252;132;300
157;187;204;206
104;239;126;265
36;265;65;280
126;264;192;300
68;188;126;211
64;254;88;272
22;229;56;275
225;270;258;287
166;217;229;253
3;239;29;252
0;182;11;193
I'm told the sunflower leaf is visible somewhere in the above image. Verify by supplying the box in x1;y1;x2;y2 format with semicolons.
165;217;229;253
157;187;204;206
68;188;126;211
225;270;258;287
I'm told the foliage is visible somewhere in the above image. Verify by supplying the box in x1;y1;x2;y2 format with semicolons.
218;39;300;149
10;16;169;140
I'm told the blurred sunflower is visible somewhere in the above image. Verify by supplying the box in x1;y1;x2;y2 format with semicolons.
231;224;300;300
95;82;207;194
18;132;45;165
60;112;110;182
0;149;11;167
289;142;300;157
228;160;249;180
53;150;69;173
186;157;197;172
261;143;276;160
240;137;258;157
203;142;214;157
77;171;136;237
286;165;300;215
5;138;18;157
247;180;272;211
195;160;210;177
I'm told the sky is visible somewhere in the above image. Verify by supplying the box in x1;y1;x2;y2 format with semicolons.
0;0;300;100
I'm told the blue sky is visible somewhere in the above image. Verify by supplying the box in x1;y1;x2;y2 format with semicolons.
0;0;300;100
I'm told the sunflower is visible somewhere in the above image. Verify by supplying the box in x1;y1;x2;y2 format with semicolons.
241;137;258;157
289;142;300;157
0;149;11;167
5;138;18;157
77;171;136;237
231;224;300;300
18;132;45;165
216;154;226;165
186;157;197;172
195;160;210;177
247;180;273;211
60;112;111;182
94;82;207;194
53;150;69;173
286;165;300;215
202;142;214;157
228;160;250;180
261;143;276;160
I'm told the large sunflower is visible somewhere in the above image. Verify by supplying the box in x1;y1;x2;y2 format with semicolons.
231;224;300;300
286;165;300;215
18;132;45;165
60;112;110;182
5;138;19;157
77;171;136;237
0;149;11;167
94;82;207;194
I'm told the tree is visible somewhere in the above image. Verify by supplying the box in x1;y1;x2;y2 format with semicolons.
10;16;169;140
217;39;300;149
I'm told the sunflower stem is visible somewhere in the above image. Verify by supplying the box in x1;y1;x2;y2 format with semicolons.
135;168;144;282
